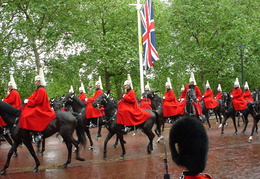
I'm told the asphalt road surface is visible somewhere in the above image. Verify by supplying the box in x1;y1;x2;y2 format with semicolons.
0;117;259;179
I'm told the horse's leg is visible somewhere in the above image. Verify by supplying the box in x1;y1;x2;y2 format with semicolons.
61;140;72;168
248;119;257;142
85;127;93;150
215;113;219;124
205;111;211;130
142;125;155;154
241;115;249;134
38;138;46;156
70;138;85;161
0;141;20;175
2;134;18;157
221;115;229;135
103;131;116;159
117;132;126;159
231;115;238;135
22;136;41;173
96;126;102;140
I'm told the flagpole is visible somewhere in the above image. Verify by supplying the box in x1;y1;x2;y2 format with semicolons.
137;0;144;96
129;0;144;97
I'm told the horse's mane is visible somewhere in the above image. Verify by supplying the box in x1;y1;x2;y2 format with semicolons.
72;95;85;107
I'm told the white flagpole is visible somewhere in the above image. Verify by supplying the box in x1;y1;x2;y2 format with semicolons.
138;0;144;96
130;1;144;97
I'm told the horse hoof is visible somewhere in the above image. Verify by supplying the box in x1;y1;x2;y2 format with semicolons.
119;155;124;159
13;153;18;158
33;168;39;173
208;127;212;130
62;164;68;169
234;132;237;136
0;170;6;175
218;124;222;128
221;131;224;135
89;146;93;150
112;145;117;149
132;133;136;136
248;136;253;143
76;157;85;161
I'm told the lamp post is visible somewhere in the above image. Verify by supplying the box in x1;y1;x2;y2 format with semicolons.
239;45;244;88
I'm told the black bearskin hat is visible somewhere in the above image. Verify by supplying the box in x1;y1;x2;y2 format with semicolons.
169;117;209;175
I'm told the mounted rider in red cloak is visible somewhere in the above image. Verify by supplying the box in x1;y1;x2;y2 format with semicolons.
182;72;203;115
230;77;248;115
1;75;22;130
202;80;219;113
85;76;105;128
117;74;151;132
19;68;56;142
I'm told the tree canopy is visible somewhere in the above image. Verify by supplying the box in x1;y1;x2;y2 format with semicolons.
1;0;259;99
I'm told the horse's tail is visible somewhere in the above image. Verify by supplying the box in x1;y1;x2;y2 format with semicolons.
75;111;87;148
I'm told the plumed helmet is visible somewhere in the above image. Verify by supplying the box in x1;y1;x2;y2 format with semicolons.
244;81;249;90
69;85;74;93
169;117;209;175
206;80;210;88
165;77;172;89
79;82;86;93
189;72;197;85
217;84;222;91
124;80;131;86
35;68;46;86
35;75;41;81
181;84;184;91
95;76;103;89
8;75;17;89
127;74;133;89
234;77;240;88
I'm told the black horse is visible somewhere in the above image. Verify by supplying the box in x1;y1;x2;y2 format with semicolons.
146;90;179;143
248;90;260;142
220;92;256;135
92;91;157;159
185;88;206;123
0;101;86;175
201;98;225;130
62;92;107;148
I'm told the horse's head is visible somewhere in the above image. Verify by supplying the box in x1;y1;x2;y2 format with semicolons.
146;90;159;100
92;91;110;108
62;92;75;106
187;88;197;103
50;98;63;111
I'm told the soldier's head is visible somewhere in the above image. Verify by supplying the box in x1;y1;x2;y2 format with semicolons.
34;75;41;86
169;117;209;175
124;80;131;90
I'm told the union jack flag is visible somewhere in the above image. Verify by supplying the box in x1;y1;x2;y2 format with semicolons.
140;0;159;70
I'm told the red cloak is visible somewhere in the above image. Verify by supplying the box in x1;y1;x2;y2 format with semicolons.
19;86;56;131
242;90;253;102
117;89;151;126
203;89;219;109
162;89;179;117
86;89;104;118
78;93;87;102
140;97;152;110
3;89;22;110
215;92;222;100
231;88;247;111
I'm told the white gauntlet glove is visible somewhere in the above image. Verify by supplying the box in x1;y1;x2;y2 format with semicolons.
24;99;29;104
85;98;88;101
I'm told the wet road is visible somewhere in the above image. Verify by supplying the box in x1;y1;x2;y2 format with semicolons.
0;117;259;179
